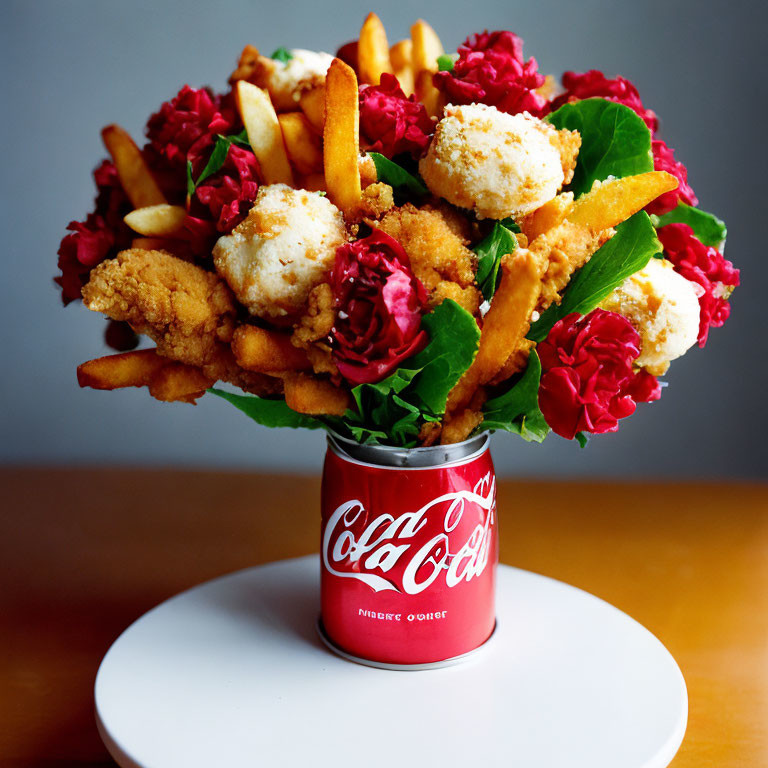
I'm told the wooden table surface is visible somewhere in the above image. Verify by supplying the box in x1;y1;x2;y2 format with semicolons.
1;467;766;767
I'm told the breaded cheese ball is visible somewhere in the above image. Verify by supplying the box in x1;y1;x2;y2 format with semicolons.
600;257;700;375
261;49;334;110
419;103;576;220
213;184;346;319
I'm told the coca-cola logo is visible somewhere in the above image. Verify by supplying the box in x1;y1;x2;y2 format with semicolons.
322;473;496;595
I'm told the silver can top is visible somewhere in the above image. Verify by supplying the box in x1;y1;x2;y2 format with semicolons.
327;431;490;468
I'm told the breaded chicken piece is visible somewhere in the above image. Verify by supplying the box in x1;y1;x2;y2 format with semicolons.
374;203;481;315
82;249;280;396
527;221;615;311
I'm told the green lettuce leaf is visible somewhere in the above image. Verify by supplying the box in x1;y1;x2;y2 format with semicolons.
271;47;293;63
528;211;661;342
207;388;322;430
482;351;549;442
343;300;480;446
368;152;427;199
651;202;727;247
546;99;653;197
474;222;518;301
437;53;457;72
193;129;250;189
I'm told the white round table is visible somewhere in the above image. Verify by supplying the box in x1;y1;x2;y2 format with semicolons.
96;555;687;767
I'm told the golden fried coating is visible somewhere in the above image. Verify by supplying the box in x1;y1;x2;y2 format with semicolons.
375;203;480;313
528;222;615;311
358;182;395;219
548;129;581;186
291;283;338;375
81;249;279;397
441;407;484;445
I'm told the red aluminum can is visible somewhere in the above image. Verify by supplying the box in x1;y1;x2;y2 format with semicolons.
320;432;498;667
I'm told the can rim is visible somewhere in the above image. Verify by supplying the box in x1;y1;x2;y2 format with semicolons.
316;616;497;671
326;431;490;470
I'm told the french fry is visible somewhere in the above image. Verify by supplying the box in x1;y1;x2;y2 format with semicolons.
283;373;350;416
229;44;260;84
446;250;541;414
390;39;414;96
358;12;392;85
520;193;574;241
101;125;166;208
124;204;186;236
77;349;166;390
323;58;362;216
411;19;443;117
278;112;324;175
235;80;295;186
567;171;678;232
147;363;213;404
232;325;311;373
299;84;326;133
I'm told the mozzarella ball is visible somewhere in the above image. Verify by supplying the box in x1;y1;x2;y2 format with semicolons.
419;103;566;219
213;184;346;319
600;258;700;375
262;49;334;110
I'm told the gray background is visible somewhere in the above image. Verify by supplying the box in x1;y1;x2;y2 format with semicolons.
1;0;765;479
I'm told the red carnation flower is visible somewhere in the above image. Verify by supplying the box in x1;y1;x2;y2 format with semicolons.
146;86;236;169
55;160;133;304
193;144;260;233
359;74;434;158
646;139;698;215
537;309;661;440
549;70;658;132
330;229;428;385
657;223;739;347
433;31;547;117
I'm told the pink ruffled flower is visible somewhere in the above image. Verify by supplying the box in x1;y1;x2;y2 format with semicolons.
330;229;428;385
538;309;661;440
359;74;434;158
646;139;698;215
55;161;133;304
146;86;236;169
433;31;547;117
657;224;739;347
549;70;658;132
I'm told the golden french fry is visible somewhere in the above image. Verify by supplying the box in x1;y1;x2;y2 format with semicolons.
101;125;166;208
124;204;186;236
229;44;261;84
446;250;541;414
147;363;213;404
323;58;362;216
77;349;166;390
411;19;443;117
441;407;484;445
284;373;350;416
520;193;574;241
232;325;311;373
278;112;324;175
236;80;295;186
567;171;678;232
358;12;392;85
299;85;326;133
389;39;414;96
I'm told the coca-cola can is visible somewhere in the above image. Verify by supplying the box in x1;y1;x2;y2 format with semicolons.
319;432;498;669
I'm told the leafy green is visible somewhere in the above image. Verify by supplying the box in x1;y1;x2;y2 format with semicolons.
368;152;427;199
186;160;195;198
271;47;293;63
575;432;589;448
651;203;727;247
482;351;549;442
207;388;323;430
191;129;251;190
474;222;518;301
498;217;521;233
437;53;457;72
546;99;653;197
528;211;661;342
342;300;480;446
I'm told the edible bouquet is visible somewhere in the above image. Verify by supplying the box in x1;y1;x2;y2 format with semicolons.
58;14;738;447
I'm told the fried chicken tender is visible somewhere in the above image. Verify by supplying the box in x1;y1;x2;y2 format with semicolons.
291;283;338;376
81;248;279;396
528;221;615;311
375;203;481;314
358;182;395;219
